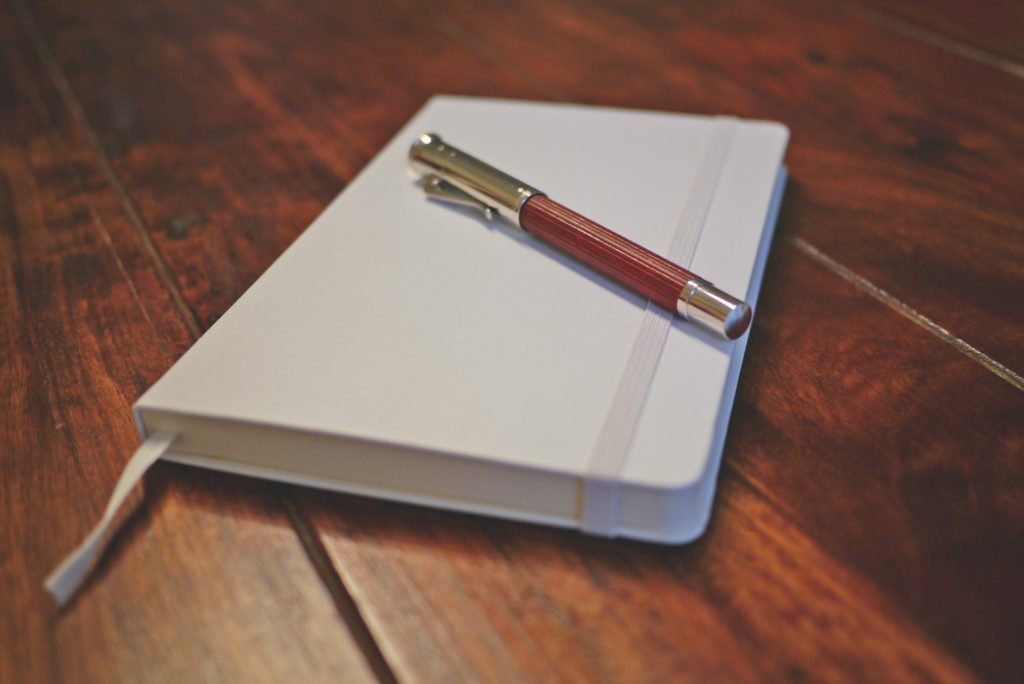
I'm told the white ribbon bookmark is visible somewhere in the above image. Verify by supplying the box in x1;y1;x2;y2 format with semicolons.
45;431;176;606
581;119;737;536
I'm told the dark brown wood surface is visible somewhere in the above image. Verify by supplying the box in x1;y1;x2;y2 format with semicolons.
3;0;1021;681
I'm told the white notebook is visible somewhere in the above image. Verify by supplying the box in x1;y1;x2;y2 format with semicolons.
49;96;788;603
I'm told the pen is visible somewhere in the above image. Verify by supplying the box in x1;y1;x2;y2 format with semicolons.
409;133;752;339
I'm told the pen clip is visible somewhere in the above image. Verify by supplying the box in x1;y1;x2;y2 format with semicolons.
422;174;496;221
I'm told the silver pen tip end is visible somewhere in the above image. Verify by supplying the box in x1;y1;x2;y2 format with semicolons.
678;279;753;340
723;302;753;339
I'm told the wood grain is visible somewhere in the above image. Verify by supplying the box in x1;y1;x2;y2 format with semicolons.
4;0;1023;681
849;0;1024;66
0;3;377;681
304;476;978;683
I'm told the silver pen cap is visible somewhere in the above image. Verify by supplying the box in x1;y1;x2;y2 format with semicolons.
409;133;543;223
678;279;753;339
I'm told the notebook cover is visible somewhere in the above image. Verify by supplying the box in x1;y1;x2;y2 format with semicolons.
134;96;789;541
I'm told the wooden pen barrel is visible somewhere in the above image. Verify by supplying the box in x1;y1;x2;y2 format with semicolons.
519;195;695;311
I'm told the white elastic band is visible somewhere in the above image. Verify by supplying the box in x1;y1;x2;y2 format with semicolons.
45;431;176;606
581;119;737;535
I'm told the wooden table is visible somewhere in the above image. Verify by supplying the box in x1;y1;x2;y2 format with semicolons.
3;0;1022;681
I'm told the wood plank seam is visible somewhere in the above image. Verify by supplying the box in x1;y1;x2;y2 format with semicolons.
9;59;177;434
9;14;175;372
10;2;398;673
283;497;399;684
3;40;127;492
839;0;1024;79
11;0;202;342
789;235;1024;391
